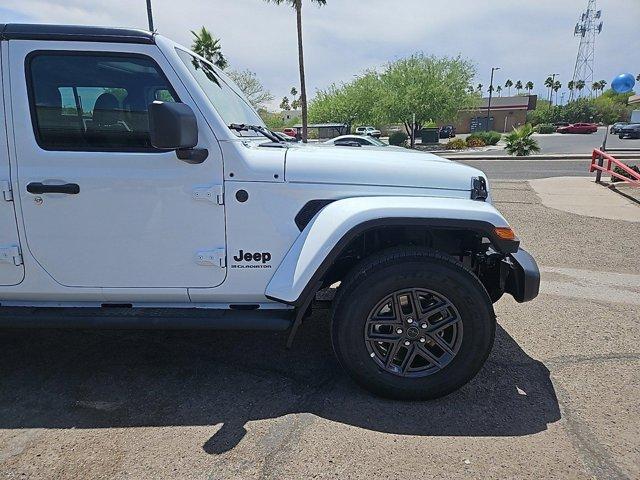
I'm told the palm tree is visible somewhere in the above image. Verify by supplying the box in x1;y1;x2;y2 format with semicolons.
504;79;513;96
636;74;640;82
591;81;601;97
191;27;228;69
544;76;554;102
525;81;534;95
496;85;503;97
598;80;607;94
553;80;561;104
477;83;483;93
265;0;327;142
576;79;586;96
505;124;540;156
515;80;523;95
568;80;575;93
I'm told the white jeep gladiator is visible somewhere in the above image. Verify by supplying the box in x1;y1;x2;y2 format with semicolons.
0;24;539;400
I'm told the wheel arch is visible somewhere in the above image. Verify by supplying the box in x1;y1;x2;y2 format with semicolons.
265;196;519;306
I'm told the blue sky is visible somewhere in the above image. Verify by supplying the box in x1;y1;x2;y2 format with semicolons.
2;0;638;109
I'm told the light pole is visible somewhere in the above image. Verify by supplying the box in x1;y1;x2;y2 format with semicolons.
146;0;155;31
486;67;500;132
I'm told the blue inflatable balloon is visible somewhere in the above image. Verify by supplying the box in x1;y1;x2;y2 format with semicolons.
611;73;635;93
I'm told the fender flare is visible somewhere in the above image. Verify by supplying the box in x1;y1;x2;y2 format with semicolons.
265;196;518;306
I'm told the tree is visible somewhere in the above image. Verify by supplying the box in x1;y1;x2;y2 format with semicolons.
592;80;607;97
544;76;554;102
378;54;478;147
505;124;540;156
309;71;382;129
309;54;478;149
515;80;523;95
476;83;483;93
576;80;586;96
525;81;534;95
265;0;327;142
280;96;291;110
505;79;513;96
552;80;561;105
191;27;228;69
496;85;503;97
488;85;494;94
568;80;575;95
226;69;274;109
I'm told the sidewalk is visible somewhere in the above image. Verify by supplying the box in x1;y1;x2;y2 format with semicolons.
529;176;640;222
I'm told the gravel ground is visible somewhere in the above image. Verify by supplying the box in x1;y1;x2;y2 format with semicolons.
0;181;638;479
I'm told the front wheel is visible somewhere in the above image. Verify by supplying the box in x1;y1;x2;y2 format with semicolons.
331;248;495;400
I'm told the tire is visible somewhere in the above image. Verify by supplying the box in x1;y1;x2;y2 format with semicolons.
619;134;624;139
331;247;495;400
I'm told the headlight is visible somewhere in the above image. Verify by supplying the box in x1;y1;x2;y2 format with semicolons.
471;176;489;201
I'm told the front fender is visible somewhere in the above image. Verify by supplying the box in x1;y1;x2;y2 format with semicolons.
265;196;517;306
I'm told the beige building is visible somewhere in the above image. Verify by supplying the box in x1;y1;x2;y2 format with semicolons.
454;95;537;133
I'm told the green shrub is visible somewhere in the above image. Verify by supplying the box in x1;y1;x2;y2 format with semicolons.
389;131;408;146
466;137;486;148
467;131;502;145
445;138;467;150
505;124;540;156
612;164;640;182
535;123;556;134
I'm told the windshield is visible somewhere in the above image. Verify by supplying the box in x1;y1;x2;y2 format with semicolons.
367;137;387;146
175;48;265;134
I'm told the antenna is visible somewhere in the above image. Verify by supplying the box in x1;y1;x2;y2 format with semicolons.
569;0;602;100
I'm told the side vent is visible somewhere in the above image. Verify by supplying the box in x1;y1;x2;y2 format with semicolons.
294;199;335;231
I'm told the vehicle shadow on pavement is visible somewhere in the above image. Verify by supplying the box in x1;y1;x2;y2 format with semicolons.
0;315;560;454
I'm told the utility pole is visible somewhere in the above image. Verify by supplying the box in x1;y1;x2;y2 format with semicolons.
146;0;155;31
570;1;602;100
486;67;500;132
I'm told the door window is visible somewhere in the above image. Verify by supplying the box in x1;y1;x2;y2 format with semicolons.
27;52;178;151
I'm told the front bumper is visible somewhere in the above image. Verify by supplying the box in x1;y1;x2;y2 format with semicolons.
505;248;540;302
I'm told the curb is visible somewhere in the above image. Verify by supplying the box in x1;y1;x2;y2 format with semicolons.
440;154;639;161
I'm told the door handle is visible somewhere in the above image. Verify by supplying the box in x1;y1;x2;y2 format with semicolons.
26;182;80;195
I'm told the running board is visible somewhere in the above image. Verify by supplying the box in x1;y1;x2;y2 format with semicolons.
0;307;293;331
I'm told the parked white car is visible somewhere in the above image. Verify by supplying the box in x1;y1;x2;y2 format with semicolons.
354;126;382;138
323;135;405;150
0;23;539;400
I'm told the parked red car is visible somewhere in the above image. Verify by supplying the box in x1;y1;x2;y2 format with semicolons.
556;123;598;134
283;127;299;138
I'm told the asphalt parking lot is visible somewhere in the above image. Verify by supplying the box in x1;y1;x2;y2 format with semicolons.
1;178;639;479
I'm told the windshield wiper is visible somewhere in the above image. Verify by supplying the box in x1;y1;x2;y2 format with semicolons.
228;123;282;143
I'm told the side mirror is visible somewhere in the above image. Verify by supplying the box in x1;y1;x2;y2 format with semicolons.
148;101;208;164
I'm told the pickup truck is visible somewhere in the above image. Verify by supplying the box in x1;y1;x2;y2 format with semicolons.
0;24;539;400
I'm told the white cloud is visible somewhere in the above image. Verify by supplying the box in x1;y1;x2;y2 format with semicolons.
2;0;639;108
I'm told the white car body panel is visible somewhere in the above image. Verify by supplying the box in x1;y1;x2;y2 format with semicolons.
285;146;482;191
0;42;25;286
7;40;226;290
265;196;510;304
0;30;504;309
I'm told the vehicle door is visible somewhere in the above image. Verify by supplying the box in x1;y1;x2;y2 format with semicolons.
9;41;226;289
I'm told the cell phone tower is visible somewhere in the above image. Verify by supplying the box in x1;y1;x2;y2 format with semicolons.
569;0;603;100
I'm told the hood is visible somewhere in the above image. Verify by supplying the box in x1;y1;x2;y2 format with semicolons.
284;145;485;192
